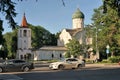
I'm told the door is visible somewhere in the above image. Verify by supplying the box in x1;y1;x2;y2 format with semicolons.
64;59;73;69
5;60;16;71
70;59;78;68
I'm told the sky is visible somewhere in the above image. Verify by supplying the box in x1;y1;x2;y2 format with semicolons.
2;0;103;34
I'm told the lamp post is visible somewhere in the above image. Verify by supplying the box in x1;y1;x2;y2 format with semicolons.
95;27;100;59
89;24;100;59
106;44;110;59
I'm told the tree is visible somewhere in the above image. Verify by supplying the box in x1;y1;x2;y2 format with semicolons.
65;39;84;58
29;24;57;49
0;20;4;45
0;0;17;30
103;0;120;16
3;29;18;58
92;0;120;58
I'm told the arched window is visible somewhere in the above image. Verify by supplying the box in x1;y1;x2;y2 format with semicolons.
23;30;27;37
60;53;62;58
51;54;54;59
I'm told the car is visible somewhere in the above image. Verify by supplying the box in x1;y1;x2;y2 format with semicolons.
49;58;85;70
0;59;34;73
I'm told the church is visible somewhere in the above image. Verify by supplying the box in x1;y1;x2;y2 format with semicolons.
17;8;93;60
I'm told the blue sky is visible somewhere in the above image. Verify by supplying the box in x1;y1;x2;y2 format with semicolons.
2;0;102;34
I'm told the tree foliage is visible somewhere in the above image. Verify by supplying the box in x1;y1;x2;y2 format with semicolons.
65;39;83;58
91;0;120;58
29;24;57;49
3;29;17;58
103;0;120;16
0;0;17;29
0;20;4;45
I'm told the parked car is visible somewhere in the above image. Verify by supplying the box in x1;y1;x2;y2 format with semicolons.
49;58;85;70
0;59;34;73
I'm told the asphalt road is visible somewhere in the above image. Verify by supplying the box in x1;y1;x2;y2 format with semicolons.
0;63;120;80
16;67;120;80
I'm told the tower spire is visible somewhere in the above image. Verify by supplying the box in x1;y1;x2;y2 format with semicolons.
21;13;28;28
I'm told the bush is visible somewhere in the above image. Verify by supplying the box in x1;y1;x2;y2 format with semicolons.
108;56;120;63
101;59;109;63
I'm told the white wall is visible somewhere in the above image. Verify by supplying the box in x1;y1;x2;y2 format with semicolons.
35;50;66;60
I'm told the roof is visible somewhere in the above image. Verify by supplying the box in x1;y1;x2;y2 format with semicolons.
72;8;84;19
39;46;67;51
21;13;28;28
66;28;82;36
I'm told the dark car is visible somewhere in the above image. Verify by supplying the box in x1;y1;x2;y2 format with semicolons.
0;59;34;73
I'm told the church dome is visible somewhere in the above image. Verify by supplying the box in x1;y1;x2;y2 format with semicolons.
72;8;84;19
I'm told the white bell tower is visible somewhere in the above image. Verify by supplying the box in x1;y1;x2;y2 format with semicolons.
72;8;84;29
17;13;32;59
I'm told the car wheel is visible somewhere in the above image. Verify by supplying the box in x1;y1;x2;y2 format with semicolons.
58;65;64;70
23;66;30;72
0;67;3;73
77;64;82;69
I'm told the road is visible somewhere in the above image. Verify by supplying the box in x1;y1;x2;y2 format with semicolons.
0;64;120;80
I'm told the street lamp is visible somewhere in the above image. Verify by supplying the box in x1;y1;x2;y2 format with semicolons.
95;27;100;60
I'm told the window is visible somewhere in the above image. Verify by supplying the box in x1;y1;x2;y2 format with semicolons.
14;60;25;63
72;59;78;61
23;30;27;37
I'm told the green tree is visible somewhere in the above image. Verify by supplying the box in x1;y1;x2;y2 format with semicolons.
0;0;16;30
0;20;4;45
29;24;57;49
65;39;83;58
3;29;17;58
92;0;120;58
103;0;120;16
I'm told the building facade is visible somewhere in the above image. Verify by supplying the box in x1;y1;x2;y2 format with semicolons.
17;8;95;60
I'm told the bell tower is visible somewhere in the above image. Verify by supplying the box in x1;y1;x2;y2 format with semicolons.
17;13;32;59
72;8;84;29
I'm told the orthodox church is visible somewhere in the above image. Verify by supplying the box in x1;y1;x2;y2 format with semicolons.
58;8;85;46
17;8;93;60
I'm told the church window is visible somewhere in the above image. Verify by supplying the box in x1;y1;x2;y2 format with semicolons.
23;30;27;37
20;55;23;59
51;54;54;59
60;53;62;58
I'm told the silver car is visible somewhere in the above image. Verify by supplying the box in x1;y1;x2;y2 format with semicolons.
49;58;85;70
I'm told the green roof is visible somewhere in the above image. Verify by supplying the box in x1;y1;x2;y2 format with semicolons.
72;8;84;19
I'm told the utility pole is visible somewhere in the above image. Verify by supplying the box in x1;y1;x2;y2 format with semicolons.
95;27;99;59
